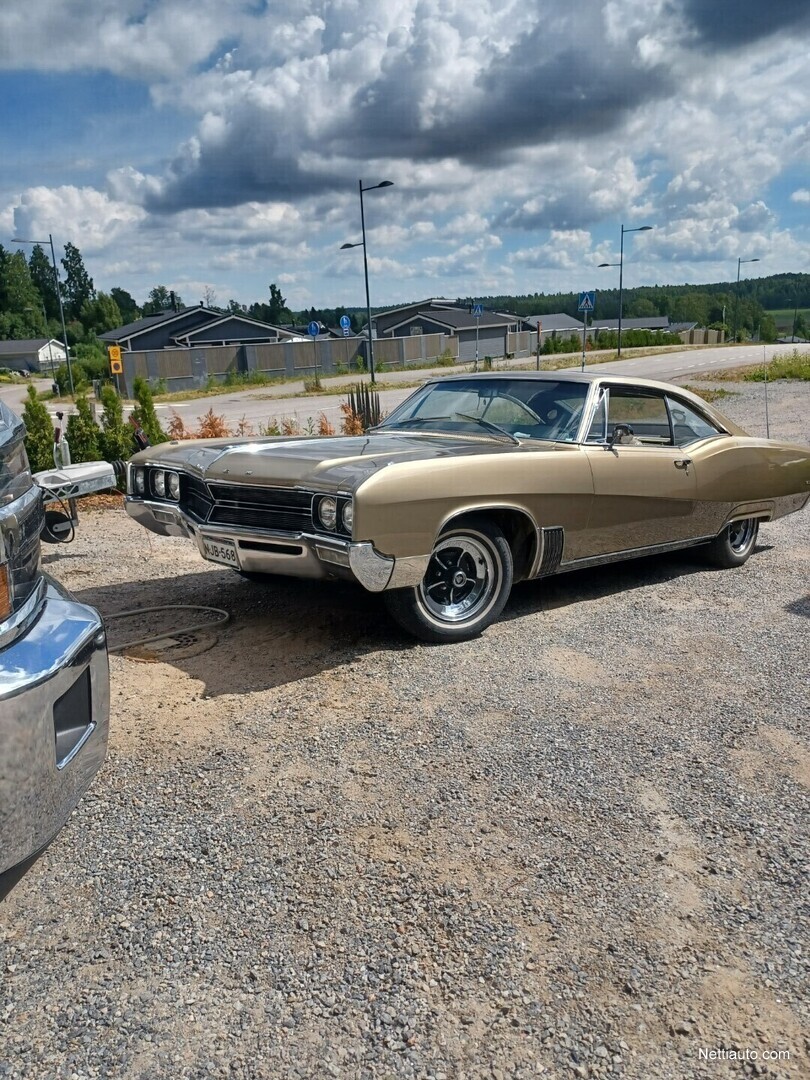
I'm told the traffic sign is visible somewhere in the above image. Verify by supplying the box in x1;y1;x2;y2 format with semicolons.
108;344;123;374
308;321;320;337
110;358;123;375
339;315;351;331
577;291;595;312
342;328;350;338
472;303;483;318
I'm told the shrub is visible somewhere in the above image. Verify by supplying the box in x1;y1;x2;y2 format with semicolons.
339;403;364;436
65;396;102;463
345;383;382;430
195;408;231;438
22;384;55;473
167;412;195;440
317;412;335;436
744;348;810;381
98;385;134;463
303;374;322;392
281;417;303;436
261;419;281;436
131;377;167;445
235;415;255;436
482;356;493;371
335;363;349;376
437;348;456;367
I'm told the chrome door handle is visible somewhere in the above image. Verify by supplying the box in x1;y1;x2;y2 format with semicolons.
674;458;692;471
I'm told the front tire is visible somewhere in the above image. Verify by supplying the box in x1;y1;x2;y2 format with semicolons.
383;517;513;643
702;517;759;568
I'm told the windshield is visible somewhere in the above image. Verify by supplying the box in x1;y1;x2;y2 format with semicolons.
377;378;590;442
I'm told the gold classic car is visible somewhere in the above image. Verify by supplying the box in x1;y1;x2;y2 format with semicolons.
125;372;810;642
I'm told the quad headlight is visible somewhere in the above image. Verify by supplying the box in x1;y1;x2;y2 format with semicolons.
132;467;145;495
318;496;338;530
167;471;180;500
341;502;353;532
153;470;166;498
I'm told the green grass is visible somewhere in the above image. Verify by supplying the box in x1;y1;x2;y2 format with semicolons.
766;307;810;332
702;348;810;383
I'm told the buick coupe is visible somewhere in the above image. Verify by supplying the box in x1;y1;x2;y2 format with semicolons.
125;373;810;642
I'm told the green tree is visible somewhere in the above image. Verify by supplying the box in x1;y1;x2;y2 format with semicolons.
65;396;101;463
80;291;122;335
626;298;658;318
60;242;95;321
0;250;45;335
110;287;139;323
28;245;60;320
142;285;183;315
21;384;55;473
131;376;167;445
98;385;134;463
267;283;291;324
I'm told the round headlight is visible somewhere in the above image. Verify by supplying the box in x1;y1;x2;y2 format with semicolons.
318;496;337;530
133;468;145;495
341;502;353;532
167;472;180;500
153;470;166;497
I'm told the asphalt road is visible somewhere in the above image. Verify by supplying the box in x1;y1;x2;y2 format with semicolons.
1;342;806;434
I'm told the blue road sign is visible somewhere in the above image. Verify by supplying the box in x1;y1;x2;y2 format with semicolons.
577;291;595;312
339;315;351;330
342;328;350;337
472;303;484;318
308;321;320;337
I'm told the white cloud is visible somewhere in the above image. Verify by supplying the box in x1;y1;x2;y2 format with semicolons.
791;189;810;203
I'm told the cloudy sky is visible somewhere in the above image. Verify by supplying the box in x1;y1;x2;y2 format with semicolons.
1;0;809;312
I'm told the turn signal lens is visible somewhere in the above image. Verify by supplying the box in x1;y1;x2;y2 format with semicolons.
0;565;11;621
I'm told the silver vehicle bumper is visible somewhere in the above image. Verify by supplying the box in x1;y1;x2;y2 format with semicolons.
0;576;110;894
125;497;429;592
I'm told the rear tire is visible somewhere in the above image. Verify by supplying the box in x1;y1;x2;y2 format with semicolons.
384;517;513;643
702;517;759;568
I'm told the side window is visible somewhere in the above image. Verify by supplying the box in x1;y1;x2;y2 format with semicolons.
586;391;607;442
666;396;724;446
607;389;672;444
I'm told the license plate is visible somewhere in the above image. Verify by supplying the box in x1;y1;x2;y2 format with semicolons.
201;536;240;569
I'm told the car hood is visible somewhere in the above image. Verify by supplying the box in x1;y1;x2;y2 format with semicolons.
133;432;525;491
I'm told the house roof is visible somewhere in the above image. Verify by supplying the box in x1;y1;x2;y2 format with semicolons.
175;313;298;343
0;338;65;355
523;313;583;331
99;306;221;343
388;309;516;333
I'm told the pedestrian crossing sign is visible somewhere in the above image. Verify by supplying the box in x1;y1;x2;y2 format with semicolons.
577;291;595;312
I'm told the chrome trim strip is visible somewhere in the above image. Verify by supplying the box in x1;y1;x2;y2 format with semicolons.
556;535;716;573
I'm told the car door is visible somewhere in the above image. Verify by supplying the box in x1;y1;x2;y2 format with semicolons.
581;385;699;556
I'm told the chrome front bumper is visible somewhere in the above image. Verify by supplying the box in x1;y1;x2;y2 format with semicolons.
125;498;429;592
0;576;110;893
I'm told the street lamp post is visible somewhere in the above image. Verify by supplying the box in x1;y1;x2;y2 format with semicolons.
732;256;760;344
598;223;653;357
13;233;74;395
341;179;394;383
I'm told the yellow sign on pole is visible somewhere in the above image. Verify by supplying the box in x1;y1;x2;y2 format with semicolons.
108;345;123;375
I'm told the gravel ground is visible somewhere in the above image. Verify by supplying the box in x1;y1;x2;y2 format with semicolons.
1;379;808;1080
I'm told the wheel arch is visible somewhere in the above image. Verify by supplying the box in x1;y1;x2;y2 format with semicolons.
435;504;540;583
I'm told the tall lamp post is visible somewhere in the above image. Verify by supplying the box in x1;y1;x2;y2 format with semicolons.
13;233;74;395
341;179;394;383
732;256;760;344
598;223;653;357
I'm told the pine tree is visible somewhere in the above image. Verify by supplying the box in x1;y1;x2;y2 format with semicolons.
60;242;95;321
131;377;167;445
22;384;55;473
98;385;134;462
65;396;101;463
28;245;60;320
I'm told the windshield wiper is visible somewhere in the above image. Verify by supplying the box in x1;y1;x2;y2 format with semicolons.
454;413;521;445
370;416;454;431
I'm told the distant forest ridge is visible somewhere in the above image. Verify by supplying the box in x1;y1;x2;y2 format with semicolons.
449;272;810;322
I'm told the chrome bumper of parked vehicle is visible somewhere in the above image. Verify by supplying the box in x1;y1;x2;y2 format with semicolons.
0;576;110;891
125;498;430;592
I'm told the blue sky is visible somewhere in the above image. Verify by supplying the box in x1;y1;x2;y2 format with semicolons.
1;0;809;313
